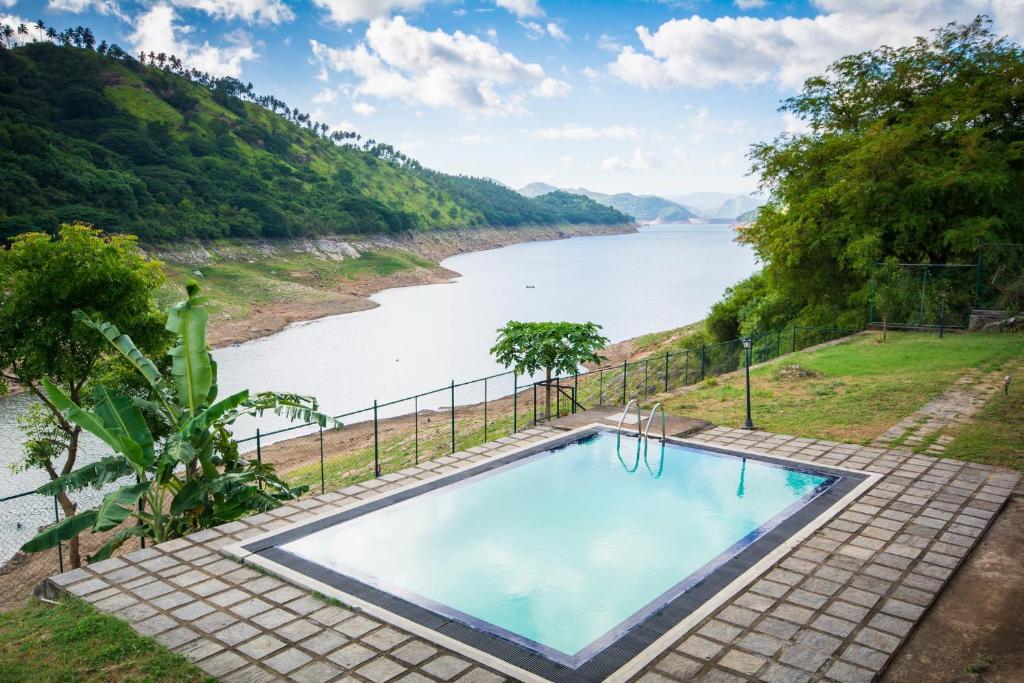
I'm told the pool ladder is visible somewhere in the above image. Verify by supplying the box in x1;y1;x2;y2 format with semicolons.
615;401;667;477
615;400;666;441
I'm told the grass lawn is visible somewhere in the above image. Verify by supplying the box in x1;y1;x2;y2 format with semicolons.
660;331;1023;450
0;597;212;682
942;357;1024;471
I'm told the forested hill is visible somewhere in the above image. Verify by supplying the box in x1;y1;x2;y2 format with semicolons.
0;40;631;241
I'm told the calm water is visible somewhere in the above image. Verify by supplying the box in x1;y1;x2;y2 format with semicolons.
0;224;755;561
284;432;830;658
215;224;756;438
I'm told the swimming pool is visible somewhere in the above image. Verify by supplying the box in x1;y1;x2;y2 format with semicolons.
232;426;870;682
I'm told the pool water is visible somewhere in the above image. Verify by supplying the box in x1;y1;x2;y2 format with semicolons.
282;432;833;661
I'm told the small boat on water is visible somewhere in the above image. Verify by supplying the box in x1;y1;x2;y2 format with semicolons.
525;285;535;289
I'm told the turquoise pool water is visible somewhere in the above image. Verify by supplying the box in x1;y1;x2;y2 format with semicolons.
282;432;831;660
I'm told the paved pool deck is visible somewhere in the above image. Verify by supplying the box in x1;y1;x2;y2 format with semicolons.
40;423;1019;682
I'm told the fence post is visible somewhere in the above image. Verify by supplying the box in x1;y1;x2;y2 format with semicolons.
599;368;604;407
483;378;488;442
792;326;797;353
664;352;670;392
414;396;419;464
512;375;518;434
54;496;63;574
621;360;627;405
700;346;706;381
974;244;984;307
255;429;262;490
450;380;456;454
644;359;649;398
373;400;380;477
573;372;579;413
533;382;537;426
777;329;782;358
684;350;689;385
319;425;325;494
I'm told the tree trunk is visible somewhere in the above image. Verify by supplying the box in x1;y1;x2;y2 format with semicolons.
56;490;81;568
544;367;552;421
882;314;888;342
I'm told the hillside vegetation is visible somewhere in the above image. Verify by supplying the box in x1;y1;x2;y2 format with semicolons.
520;182;698;222
0;40;630;241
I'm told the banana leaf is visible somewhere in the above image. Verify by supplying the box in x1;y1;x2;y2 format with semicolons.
43;380;145;467
21;509;98;552
166;298;213;415
89;526;149;563
94;481;150;532
92;386;155;468
36;456;134;495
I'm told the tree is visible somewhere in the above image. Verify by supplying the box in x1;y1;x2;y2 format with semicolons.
491;322;608;419
872;258;912;342
0;225;169;567
715;17;1024;340
21;284;339;561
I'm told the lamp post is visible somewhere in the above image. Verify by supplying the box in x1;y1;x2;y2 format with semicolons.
741;337;756;430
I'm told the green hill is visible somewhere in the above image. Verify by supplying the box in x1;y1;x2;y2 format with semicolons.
0;41;630;241
519;182;696;223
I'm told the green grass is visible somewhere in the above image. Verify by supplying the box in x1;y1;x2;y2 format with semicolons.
943;359;1024;471
0;597;212;682
661;331;1023;447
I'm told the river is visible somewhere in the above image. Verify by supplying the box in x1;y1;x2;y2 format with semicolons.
0;223;756;562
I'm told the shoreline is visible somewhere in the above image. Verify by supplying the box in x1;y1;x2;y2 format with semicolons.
151;223;639;349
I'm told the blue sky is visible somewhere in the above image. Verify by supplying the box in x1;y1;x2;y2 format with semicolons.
3;1;1023;197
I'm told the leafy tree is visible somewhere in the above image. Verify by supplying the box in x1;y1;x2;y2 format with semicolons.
0;224;169;567
21;285;339;561
715;17;1024;339
872;258;913;341
491;322;608;419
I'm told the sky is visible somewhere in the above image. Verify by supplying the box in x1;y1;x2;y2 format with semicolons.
3;1;1024;197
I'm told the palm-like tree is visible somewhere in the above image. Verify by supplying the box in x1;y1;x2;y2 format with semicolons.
1;25;14;49
16;23;28;45
46;27;57;42
34;19;45;42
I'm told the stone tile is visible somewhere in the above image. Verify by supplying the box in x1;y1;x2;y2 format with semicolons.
214;621;261;646
291;660;344;683
698;620;742;643
358;657;408;683
176;637;225;662
737;632;785;657
778;645;829;674
678;635;725;661
854;627;902;653
392;640;437;666
654;652;704;678
229;597;272;618
421;655;472;680
826;660;875;683
193;610;238;634
252;608;296;629
758;663;812;683
455;667;505;683
171;600;216;622
719;650;767;676
363;626;410;651
328;643;377;668
337;615;381;638
794;629;842;656
238;634;287;659
841;643;889;670
198;651;247;678
276;618;320;643
811;614;857;638
134;613;177;636
302;629;349;656
154;626;200;650
754;617;799;641
264;647;312;674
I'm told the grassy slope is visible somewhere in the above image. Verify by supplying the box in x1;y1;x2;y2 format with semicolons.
662;331;1022;450
943;357;1023;470
155;248;432;320
0;597;212;682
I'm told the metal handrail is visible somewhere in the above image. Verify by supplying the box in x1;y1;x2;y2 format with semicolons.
644;403;666;441
616;399;641;437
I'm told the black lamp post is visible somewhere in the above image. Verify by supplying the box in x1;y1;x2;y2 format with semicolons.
741;337;756;430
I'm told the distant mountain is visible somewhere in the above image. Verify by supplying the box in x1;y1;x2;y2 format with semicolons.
709;196;762;220
736;207;760;222
518;183;697;223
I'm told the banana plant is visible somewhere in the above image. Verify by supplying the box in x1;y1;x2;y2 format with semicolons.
22;285;340;562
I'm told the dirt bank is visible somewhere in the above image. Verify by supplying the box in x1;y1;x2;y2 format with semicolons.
151;224;637;348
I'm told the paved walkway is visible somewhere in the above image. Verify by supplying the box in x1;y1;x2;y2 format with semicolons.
872;369;1005;455
42;424;1019;682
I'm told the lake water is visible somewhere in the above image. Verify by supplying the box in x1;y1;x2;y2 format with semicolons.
0;223;756;562
214;224;757;439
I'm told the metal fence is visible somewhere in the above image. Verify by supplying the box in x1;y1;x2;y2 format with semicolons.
869;243;1024;331
1;324;859;575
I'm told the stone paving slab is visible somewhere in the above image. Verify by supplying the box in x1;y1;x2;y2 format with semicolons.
40;423;1019;683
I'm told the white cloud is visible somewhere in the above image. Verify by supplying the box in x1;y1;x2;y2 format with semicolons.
169;0;294;25
352;101;376;116
312;0;430;24
734;0;766;9
47;0;125;19
0;0;17;7
452;133;491;146
495;0;542;18
311;87;338;104
129;4;259;78
520;20;544;39
609;1;1024;91
528;124;643;140
557;155;574;164
596;33;621;52
581;66;600;81
0;14;31;42
546;22;568;41
684;107;748;143
600;147;653;172
782;111;810;134
311;16;568;114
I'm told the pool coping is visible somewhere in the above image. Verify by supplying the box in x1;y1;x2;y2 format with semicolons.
223;423;882;683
